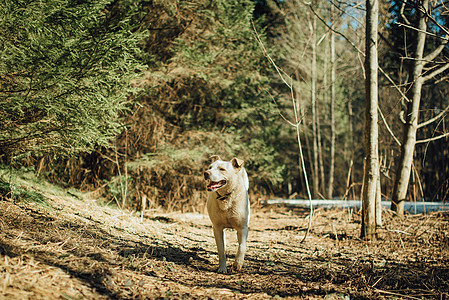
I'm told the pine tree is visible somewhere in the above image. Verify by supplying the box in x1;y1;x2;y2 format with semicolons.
0;0;144;158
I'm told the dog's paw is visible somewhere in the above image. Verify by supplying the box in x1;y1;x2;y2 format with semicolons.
217;266;228;274
232;261;244;272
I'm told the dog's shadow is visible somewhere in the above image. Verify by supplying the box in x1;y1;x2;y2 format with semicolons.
117;241;211;266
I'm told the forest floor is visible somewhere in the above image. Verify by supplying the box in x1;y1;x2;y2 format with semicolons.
1;185;449;299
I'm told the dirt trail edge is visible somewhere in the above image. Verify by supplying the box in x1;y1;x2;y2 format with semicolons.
0;193;448;299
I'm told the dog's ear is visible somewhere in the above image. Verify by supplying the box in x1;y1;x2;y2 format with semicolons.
210;155;221;162
231;157;244;170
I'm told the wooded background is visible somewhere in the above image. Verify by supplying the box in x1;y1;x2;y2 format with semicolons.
1;0;448;212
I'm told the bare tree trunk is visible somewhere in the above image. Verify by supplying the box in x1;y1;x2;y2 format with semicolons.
376;170;382;227
295;79;306;194
317;97;325;194
348;100;354;158
310;17;319;198
319;34;327;196
327;7;336;199
391;0;428;216
361;0;379;240
347;99;355;199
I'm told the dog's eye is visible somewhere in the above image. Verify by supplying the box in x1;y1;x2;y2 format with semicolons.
219;167;226;172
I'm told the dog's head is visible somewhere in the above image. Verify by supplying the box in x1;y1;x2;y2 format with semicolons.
204;156;244;192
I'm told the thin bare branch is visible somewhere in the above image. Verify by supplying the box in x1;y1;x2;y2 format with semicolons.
398;0;449;74
422;62;449;82
252;20;313;244
433;0;449;10
251;21;292;90
378;107;401;146
418;104;449;128
417;2;449;37
416;131;449;143
264;89;298;127
423;36;449;62
400;0;411;25
397;22;446;40
309;5;411;103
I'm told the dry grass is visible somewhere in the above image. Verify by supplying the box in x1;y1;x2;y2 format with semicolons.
0;188;449;299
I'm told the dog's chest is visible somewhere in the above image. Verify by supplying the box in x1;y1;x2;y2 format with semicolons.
208;194;246;228
216;197;233;211
217;206;244;229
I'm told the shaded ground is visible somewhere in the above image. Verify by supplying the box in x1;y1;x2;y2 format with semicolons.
0;191;449;299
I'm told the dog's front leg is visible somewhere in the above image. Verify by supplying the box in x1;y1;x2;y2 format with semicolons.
233;226;248;271
213;225;227;273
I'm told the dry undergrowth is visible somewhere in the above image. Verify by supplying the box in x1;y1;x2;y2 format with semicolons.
0;191;448;299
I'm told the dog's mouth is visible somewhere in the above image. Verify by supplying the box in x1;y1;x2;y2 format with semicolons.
207;180;227;192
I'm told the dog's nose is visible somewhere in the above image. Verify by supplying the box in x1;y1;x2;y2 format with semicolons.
204;171;210;180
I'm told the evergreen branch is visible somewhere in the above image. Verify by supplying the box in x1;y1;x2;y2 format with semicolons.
0;125;65;148
0;0;142;156
24;71;34;102
0;89;37;94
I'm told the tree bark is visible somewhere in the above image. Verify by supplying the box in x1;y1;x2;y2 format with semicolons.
328;6;336;199
310;17;319;198
294;78;306;194
376;169;382;227
361;0;379;240
317;93;325;194
391;0;428;216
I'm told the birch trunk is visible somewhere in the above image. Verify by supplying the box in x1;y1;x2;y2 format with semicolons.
361;0;379;239
376;170;382;227
318;44;326;193
391;0;428;216
327;8;336;199
310;17;319;198
317;94;325;193
295;79;306;194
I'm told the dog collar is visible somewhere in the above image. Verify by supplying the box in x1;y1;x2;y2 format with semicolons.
216;191;232;201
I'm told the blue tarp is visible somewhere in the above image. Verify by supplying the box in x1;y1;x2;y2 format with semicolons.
264;199;449;214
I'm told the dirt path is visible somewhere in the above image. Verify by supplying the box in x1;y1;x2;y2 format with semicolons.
0;193;448;299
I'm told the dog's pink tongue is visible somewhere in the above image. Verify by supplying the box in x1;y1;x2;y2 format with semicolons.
207;181;219;191
207;180;225;191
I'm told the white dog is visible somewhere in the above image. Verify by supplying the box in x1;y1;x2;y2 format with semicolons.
204;155;250;273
